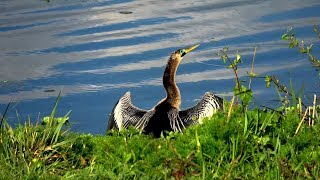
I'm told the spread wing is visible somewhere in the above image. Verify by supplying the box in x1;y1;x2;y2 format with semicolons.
107;92;148;131
179;92;223;127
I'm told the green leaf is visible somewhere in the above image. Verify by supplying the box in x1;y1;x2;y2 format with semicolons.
240;88;252;105
248;72;257;77
124;153;132;163
222;55;227;63
233;85;252;105
300;49;307;53
222;47;229;53
281;33;288;40
233;54;242;64
56;117;69;124
307;44;313;53
264;76;271;88
236;54;241;62
266;81;270;88
42;116;50;124
289;43;294;48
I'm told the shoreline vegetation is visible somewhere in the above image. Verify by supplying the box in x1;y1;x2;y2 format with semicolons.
1;27;319;179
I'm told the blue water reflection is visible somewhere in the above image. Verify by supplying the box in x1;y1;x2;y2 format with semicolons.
38;33;177;53
59;16;191;36
19;0;134;15
259;4;320;22
0;20;58;32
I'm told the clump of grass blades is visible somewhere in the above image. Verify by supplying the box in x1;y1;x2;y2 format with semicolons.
0;93;94;178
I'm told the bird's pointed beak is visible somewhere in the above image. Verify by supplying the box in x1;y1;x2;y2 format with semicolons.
185;44;200;54
182;44;200;57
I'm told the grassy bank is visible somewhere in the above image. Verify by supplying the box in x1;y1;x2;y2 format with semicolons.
0;26;319;179
0;101;319;179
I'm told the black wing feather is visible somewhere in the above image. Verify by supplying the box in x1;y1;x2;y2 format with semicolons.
107;92;148;131
179;92;223;127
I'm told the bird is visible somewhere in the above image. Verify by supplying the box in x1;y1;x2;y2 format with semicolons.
107;44;223;137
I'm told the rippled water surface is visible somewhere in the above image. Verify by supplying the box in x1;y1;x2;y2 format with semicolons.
1;0;320;134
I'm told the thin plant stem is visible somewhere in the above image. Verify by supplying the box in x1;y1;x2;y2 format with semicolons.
220;50;244;109
270;76;307;108
0;102;11;129
299;98;302;118
312;94;316;126
295;107;309;135
249;47;257;89
308;108;311;126
260;105;284;116
313;21;320;39
220;50;241;94
227;96;235;123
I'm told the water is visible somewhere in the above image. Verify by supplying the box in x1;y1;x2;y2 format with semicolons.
0;0;319;134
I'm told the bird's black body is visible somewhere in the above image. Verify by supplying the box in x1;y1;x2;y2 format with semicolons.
107;44;223;137
144;101;181;137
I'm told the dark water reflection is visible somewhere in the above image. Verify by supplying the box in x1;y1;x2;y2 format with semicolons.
0;0;319;134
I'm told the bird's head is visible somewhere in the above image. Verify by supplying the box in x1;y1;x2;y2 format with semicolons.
170;44;200;63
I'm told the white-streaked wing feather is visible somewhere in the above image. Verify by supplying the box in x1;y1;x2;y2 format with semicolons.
179;92;223;126
107;92;148;131
168;108;185;132
134;110;156;130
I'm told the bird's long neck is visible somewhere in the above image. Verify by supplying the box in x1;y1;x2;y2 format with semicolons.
163;57;181;109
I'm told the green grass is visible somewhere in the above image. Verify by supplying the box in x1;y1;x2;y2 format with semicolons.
1;102;319;179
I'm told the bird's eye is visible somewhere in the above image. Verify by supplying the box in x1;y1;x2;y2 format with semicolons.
179;49;185;54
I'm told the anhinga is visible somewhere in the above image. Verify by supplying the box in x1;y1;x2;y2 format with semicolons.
107;44;223;137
